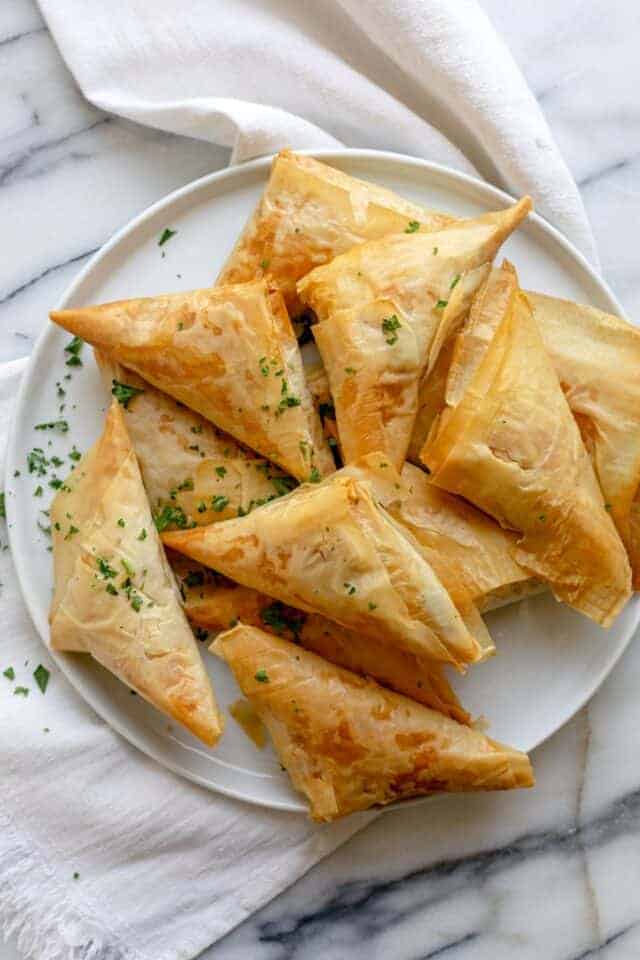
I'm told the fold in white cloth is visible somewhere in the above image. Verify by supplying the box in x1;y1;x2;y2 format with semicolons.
38;0;596;262
0;2;595;957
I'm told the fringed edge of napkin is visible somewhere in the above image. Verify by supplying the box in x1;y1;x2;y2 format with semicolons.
0;809;138;960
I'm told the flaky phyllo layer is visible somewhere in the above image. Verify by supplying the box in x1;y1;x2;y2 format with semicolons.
213;625;534;821
422;269;632;627
49;401;222;745
51;281;333;483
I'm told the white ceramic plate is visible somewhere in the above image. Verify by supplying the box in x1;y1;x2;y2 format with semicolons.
6;150;639;814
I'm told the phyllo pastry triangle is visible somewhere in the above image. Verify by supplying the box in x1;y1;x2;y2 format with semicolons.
527;292;640;588
297;199;532;467
162;472;485;670
50;281;334;483
49;400;223;746
217;150;455;315
96;354;298;528
422;275;632;627
212;625;534;820
170;553;469;723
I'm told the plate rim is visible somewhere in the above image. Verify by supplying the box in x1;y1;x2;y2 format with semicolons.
5;148;637;815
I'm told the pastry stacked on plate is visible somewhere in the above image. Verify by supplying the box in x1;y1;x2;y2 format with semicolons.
48;152;639;821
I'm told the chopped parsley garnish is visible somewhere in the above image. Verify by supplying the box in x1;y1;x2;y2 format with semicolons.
50;456;64;468
64;525;79;540
344;367;356;375
158;227;177;246
260;258;270;270
28;448;48;476
106;583;118;596
0;492;5;519
154;504;190;531
3;667;15;681
215;466;227;478
435;299;448;310
211;495;229;513
112;379;145;409
261;601;306;639
117;518;125;528
190;424;203;434
254;670;269;683
73;872;80;880
14;686;29;697
137;528;147;541
309;467;321;483
177;477;194;492
270;475;297;497
197;501;207;513
538;514;546;522
381;314;401;345
184;570;205;588
433;246;439;255
344;582;356;595
276;380;302;415
121;558;135;577
33;664;50;694
450;274;461;290
97;557;117;579
368;601;377;611
405;220;420;233
64;336;84;367
130;594;143;613
35;419;69;433
49;478;63;490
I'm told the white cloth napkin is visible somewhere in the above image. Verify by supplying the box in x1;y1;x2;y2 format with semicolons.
3;2;595;957
37;0;596;264
0;358;369;959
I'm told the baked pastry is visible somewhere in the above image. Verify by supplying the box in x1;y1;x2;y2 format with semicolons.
162;472;485;669
298;199;532;467
217;150;455;315
49;401;223;745
95;354;296;528
50;281;334;482
212;624;534;820
422;274;632;626
528;292;640;587
170;552;469;723
410;264;640;590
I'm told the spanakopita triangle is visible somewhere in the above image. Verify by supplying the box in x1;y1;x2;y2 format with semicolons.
422;273;632;627
49;400;223;746
50;281;334;483
169;551;470;724
95;353;298;528
297;198;532;468
217;150;456;315
213;625;534;821
162;472;484;670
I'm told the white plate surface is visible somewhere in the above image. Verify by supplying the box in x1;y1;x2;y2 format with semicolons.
6;150;639;814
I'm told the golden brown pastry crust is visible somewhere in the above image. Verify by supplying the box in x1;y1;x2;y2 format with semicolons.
162;472;484;669
409;265;640;589
51;282;333;483
422;284;632;627
298;200;532;467
217;150;455;315
49;401;223;745
213;625;534;821
169;552;469;723
95;354;296;527
527;292;640;587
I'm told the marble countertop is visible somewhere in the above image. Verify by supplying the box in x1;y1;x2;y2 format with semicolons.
1;1;639;957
